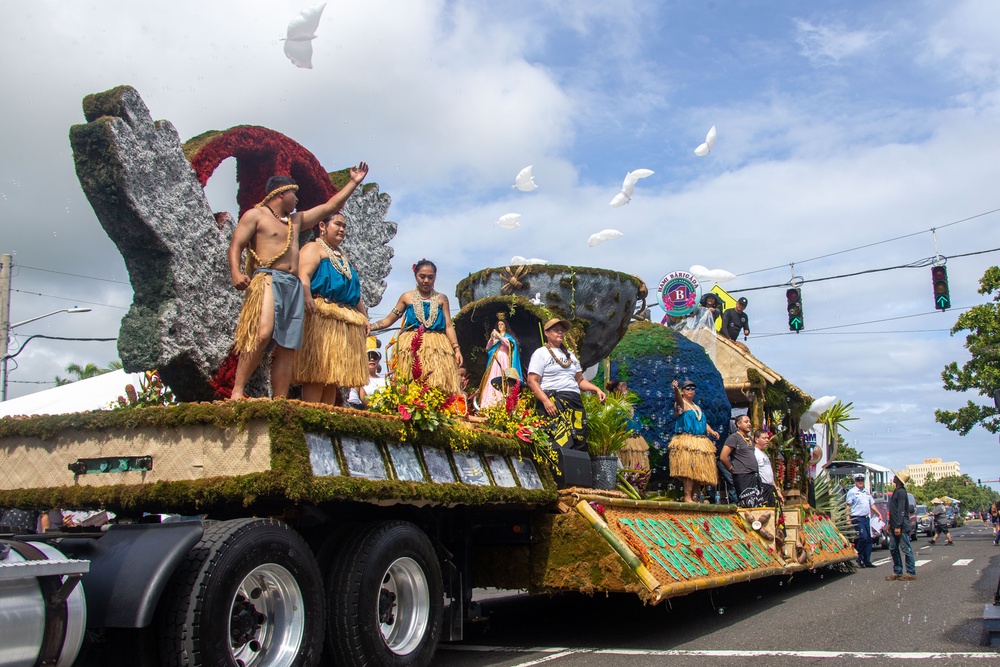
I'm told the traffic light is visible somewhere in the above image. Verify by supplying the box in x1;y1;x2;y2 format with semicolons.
931;265;950;311
786;288;803;332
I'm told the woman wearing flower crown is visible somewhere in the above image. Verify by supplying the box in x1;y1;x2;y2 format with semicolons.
371;259;462;394
476;314;523;408
292;213;369;404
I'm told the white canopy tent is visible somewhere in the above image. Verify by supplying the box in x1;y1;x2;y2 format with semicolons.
0;370;147;418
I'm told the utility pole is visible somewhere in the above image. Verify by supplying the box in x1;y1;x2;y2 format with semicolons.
1;253;11;401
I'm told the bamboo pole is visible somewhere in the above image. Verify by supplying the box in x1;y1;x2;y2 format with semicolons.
575;500;662;594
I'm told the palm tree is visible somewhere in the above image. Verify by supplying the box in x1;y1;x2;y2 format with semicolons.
54;360;123;386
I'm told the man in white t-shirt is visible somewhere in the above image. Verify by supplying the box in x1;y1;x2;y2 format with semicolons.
348;349;386;409
752;429;784;506
525;318;605;451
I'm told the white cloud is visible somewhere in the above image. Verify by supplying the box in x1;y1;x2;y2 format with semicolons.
793;18;883;66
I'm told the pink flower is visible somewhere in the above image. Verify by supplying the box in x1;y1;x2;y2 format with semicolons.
516;427;532;443
589;501;605;516
703;520;711;532
695;547;704;558
397;405;412;420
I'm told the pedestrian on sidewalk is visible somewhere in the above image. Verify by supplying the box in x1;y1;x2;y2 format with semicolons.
846;473;882;568
928;498;955;546
886;471;917;581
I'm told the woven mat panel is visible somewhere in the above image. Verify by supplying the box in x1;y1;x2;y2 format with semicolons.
0;420;271;490
602;504;785;586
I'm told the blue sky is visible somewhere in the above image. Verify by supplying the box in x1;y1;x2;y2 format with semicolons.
2;1;999;485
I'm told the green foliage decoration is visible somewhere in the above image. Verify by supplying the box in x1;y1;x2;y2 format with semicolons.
582;391;636;457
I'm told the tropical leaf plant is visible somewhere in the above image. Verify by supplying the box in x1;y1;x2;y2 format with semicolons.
582;391;636;457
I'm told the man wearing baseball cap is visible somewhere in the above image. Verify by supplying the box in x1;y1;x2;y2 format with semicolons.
846;473;882;568
886;470;917;581
721;297;750;342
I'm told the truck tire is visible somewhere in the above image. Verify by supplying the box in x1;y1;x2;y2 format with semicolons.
159;518;323;667
327;521;443;667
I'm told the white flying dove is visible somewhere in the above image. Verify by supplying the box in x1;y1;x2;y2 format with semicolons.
512;166;538;192
588;229;624;247
688;265;737;283
496;213;521;230
609;169;654;207
694;125;717;156
283;3;326;69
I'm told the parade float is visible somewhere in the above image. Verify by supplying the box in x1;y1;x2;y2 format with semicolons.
0;87;854;667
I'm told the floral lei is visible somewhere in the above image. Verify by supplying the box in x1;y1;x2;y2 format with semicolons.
316;237;353;279
409;288;441;327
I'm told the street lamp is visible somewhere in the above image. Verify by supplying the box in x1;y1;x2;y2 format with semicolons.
1;307;92;401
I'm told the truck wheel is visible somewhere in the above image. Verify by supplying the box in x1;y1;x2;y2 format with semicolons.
328;521;443;667
160;518;323;667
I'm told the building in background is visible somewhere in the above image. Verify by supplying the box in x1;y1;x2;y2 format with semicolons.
902;458;961;486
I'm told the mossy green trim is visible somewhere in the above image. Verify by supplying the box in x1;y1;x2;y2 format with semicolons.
0;400;558;514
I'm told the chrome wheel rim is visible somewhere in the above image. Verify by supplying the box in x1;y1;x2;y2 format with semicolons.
228;563;305;667
377;556;430;655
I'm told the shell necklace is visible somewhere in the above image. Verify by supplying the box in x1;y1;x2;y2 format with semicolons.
409;288;440;326
545;344;573;369
316;238;352;279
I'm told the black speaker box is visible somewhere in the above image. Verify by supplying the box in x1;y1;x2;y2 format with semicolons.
555;447;592;489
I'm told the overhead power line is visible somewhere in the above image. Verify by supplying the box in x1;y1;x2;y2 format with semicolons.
12;289;128;310
738;206;1000;277
748;307;971;338
731;246;1000;294
16;264;131;285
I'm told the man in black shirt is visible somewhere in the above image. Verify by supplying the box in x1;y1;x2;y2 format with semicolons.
886;470;917;581
721;297;750;341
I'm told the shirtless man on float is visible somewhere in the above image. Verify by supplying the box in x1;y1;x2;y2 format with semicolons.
227;162;368;400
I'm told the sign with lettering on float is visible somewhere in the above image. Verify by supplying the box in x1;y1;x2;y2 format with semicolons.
658;271;700;317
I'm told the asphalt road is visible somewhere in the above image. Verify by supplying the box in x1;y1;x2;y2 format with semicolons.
433;522;1000;666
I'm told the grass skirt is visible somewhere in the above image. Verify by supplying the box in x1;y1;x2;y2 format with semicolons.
233;272;269;354
669;433;718;486
292;301;368;386
395;330;461;395
618;435;650;471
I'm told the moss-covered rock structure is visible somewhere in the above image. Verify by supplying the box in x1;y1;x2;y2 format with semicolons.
69;86;396;401
456;265;646;369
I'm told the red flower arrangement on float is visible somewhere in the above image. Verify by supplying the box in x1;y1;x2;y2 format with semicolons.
368;326;467;435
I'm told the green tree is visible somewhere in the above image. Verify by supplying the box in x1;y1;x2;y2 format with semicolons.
834;436;863;462
54;361;122;386
935;266;1000;435
911;474;1000;512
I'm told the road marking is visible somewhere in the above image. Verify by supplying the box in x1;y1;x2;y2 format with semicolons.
873;557;892;565
508;650;582;666
443;646;1000;660
953;558;973;566
919;545;931;550
915;559;931;567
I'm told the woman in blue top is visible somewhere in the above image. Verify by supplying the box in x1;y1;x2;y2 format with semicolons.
670;379;720;503
292;213;369;405
372;259;463;395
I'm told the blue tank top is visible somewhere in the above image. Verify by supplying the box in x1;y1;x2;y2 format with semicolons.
310;258;361;307
403;300;446;332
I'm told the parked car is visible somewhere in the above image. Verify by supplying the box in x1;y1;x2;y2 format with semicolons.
871;494;919;549
944;506;962;528
916;504;933;537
